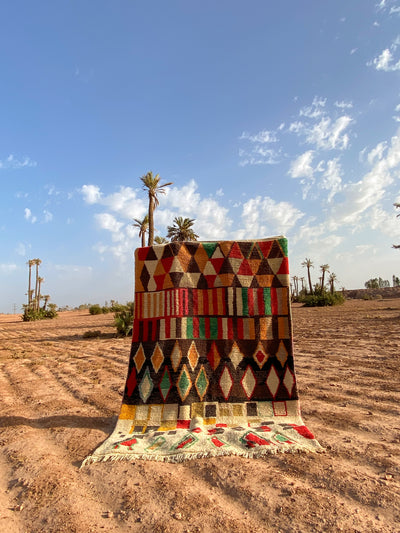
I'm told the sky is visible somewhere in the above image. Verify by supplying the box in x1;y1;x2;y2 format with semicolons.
1;1;400;313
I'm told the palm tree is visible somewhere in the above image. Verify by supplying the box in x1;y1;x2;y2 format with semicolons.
32;259;42;310
133;215;149;247
301;258;314;295
140;172;173;246
167;217;199;242
328;272;337;294
154;235;168;244
27;259;35;307
37;277;44;311
42;294;50;310
320;264;330;292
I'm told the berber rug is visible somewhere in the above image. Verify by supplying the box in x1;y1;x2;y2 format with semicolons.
83;236;321;465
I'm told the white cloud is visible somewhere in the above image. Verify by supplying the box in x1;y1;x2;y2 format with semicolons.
43;210;53;223
0;263;18;274
83;179;234;261
0;154;37;169
81;184;102;204
239;130;278;143
289;151;314;179
236;196;304;239
330;129;400;225
239;129;281;166
94;213;124;241
306;115;352;150
319;158;343;202
350;48;358;54
289;152;342;202
24;208;37;224
15;242;29;256
367;141;387;165
334;101;353;109
369;36;400;71
289;98;353;151
299;97;327;119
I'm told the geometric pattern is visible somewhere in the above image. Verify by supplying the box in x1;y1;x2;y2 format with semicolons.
83;237;321;465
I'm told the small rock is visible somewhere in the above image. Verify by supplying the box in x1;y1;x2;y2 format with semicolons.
103;511;113;518
173;512;183;520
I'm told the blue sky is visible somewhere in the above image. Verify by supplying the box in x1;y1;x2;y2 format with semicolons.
1;1;400;313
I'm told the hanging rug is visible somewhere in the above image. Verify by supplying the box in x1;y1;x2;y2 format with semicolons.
82;236;321;465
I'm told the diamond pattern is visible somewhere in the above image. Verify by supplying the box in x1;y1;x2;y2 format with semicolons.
159;366;172;402
139;368;154;403
283;367;295;397
266;365;280;399
253;342;268;369
241;365;256;399
219;365;233;400
170;341;182;372
151;343;164;373
276;341;288;366
177;364;192;401
207;342;221;371
229;342;243;369
133;344;146;373
195;365;209;401
187;341;200;371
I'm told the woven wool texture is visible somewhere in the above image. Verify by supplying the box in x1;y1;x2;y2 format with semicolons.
83;237;321;465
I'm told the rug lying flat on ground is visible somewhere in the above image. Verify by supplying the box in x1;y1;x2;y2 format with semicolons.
83;236;321;465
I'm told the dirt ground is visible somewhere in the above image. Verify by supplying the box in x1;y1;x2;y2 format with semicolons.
0;299;399;533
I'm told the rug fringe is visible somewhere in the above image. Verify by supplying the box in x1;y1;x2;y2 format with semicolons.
81;442;323;468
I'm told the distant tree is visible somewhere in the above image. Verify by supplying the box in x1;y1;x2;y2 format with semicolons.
292;276;299;298
167;217;199;242
393;203;400;249
37;277;44;311
365;278;379;289
133;215;149;247
42;294;50;310
32;258;42;311
328;272;337;294
393;275;400;287
320;264;330;291
140;172;172;246
154;235;168;244
364;277;390;289
301;258;314;295
26;259;35;307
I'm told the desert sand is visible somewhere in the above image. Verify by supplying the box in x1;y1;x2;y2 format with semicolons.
0;298;399;533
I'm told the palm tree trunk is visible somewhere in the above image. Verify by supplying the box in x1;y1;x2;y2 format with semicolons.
35;263;39;311
28;263;32;307
148;196;154;246
141;232;146;247
307;267;313;295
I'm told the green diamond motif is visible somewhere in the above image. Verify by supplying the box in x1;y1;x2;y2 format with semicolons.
195;365;209;401
159;367;172;402
139;368;153;403
177;364;191;401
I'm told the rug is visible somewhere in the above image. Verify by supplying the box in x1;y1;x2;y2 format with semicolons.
82;236;321;465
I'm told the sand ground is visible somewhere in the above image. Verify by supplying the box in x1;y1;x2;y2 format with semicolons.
0;299;399;533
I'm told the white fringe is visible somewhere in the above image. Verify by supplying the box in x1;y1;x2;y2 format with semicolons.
81;443;323;468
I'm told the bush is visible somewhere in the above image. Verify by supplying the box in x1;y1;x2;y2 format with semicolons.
299;292;345;307
89;304;102;315
114;302;135;336
101;306;111;314
21;304;58;322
